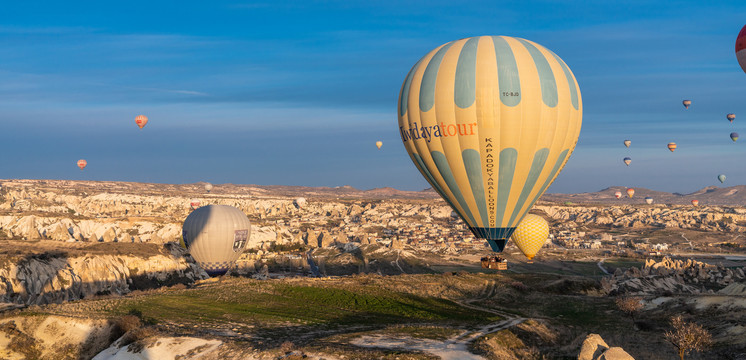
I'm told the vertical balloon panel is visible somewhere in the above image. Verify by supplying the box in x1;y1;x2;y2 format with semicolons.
398;36;582;252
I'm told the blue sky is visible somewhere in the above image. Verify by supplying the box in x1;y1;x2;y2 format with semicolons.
1;1;746;194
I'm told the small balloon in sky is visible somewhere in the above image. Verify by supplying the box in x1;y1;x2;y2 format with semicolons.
727;113;736;123
614;191;622;199
645;196;653;205
691;199;699;206
135;115;148;129
77;159;87;170
623;140;631;148
682;100;691;109
376;141;383;149
667;142;677;152
204;183;213;193
623;157;631;166
627;188;635;198
737;24;746;74
731;132;739;142
718;174;726;183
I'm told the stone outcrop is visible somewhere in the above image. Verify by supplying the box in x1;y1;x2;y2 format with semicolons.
578;333;634;360
601;257;746;295
0;245;207;306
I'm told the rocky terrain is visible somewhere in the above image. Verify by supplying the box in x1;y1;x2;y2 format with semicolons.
544;184;746;206
0;179;745;359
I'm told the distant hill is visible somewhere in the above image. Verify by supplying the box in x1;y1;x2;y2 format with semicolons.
4;179;746;206
542;185;746;206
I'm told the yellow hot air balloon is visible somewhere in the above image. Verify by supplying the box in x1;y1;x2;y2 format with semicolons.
398;36;582;252
510;214;549;261
376;141;383;149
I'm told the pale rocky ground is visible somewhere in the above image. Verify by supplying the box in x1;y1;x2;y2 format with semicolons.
0;179;745;359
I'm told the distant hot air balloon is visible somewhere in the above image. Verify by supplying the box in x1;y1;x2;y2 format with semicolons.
190;200;201;210
614;191;622;199
623;157;631;166
293;197;307;208
731;132;739;142
77;159;87;170
737;24;746;74
204;183;213;193
682;100;691;109
691;199;699;206
667;142;677;152
510;214;549;262
182;205;251;276
718;174;726;183
623;140;631;148
376;141;383;149
645;196;653;205
398;36;582;253
626;188;635;198
727;113;736;123
135;115;148;129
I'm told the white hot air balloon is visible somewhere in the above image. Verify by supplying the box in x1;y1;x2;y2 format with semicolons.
182;205;251;276
204;183;213;193
293;197;307;208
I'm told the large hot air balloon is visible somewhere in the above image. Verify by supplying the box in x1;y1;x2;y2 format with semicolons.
510;214;549;262
645;196;653;205
718;174;726;183
682;100;691;109
204;183;213;193
667;142;677;152
77;159;87;170
691;199;699;206
727;113;736;123
376;141;383;149
737;24;746;74
614;191;622;199
182;205;251;276
398;36;582;252
731;132;739;142
623;140;631;148
626;188;635;198
135;115;148;129
623;157;631;166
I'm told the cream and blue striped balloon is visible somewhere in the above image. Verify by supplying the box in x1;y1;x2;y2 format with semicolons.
398;36;582;252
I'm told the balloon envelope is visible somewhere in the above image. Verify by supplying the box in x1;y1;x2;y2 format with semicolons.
645;196;653;205
727;113;736;123
293;197;307;208
691;199;699;206
204;183;213;193
623;157;631;166
667;142;677;152
614;191;622;199
77;159;87;170
398;36;582;252
682;100;691;109
718;174;726;183
737;24;746;74
626;188;635;198
182;205;250;276
731;132;739;142
190;200;201;209
376;141;383;149
135;115;148;129
623;140;631;148
510;214;549;260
